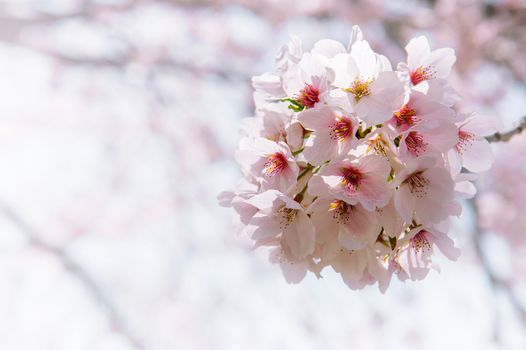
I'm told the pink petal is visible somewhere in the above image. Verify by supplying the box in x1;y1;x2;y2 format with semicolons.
285;211;315;259
312;39;346;58
394;185;416;223
303;133;335;166
245;190;280;210
297;107;333;130
346;25;363;51
307;174;330;198
406;36;430;70
247;212;280;240
428;48;455;78
269;249;307;284
431;231;461;261
217;191;235;207
462;139;493;173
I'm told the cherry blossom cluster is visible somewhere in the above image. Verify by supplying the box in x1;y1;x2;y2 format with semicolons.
219;26;495;292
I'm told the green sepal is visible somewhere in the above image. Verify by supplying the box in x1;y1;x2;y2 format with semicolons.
393;135;401;147
389;236;397;250
356;125;373;139
280;98;305;112
387;167;395;183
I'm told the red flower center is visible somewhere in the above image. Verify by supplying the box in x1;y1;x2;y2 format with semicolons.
297;83;320;108
329;117;353;142
264;152;288;177
341;166;363;192
455;130;475;154
394;104;418;128
410;66;435;85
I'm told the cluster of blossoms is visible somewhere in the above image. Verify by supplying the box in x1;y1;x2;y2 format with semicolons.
219;27;495;292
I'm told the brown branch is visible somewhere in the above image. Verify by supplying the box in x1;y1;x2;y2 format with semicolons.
486;117;526;143
0;201;146;350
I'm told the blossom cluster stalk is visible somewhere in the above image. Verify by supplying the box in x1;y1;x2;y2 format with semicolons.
219;27;496;292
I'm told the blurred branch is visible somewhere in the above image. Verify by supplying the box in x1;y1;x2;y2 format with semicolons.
44;52;247;81
0;35;247;81
0;0;247;81
468;199;526;336
0;201;146;350
486;117;526;143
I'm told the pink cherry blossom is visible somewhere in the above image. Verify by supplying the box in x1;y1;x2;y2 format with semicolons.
398;36;456;86
241;105;289;141
329;40;405;124
268;247;316;284
221;27;496;291
362;128;401;170
448;113;496;174
297;106;358;165
235;137;299;194
329;243;389;291
387;90;456;133
308;155;392;211
282;52;330;109
394;157;461;225
218;180;259;230
245;190;316;260
395;224;460;281
310;198;381;251
398;120;458;160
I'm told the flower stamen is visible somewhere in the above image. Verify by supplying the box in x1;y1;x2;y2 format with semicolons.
341;166;363;192
264;152;288;177
405;131;428;156
367;134;389;156
278;207;297;230
329;117;353;142
410;66;435;85
455;130;475;154
394;105;418;128
296;83;320;108
344;79;371;102
329;200;351;225
410;230;432;253
404;171;429;197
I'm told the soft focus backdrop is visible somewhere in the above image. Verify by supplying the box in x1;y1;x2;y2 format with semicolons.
1;0;526;349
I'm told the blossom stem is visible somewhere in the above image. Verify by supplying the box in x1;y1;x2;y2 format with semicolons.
297;165;314;180
292;147;305;156
486;116;526;143
294;182;309;203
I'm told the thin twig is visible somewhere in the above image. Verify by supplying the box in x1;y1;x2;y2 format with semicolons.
486;116;526;143
0;201;146;350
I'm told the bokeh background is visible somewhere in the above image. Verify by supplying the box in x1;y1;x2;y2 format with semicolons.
0;0;525;349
